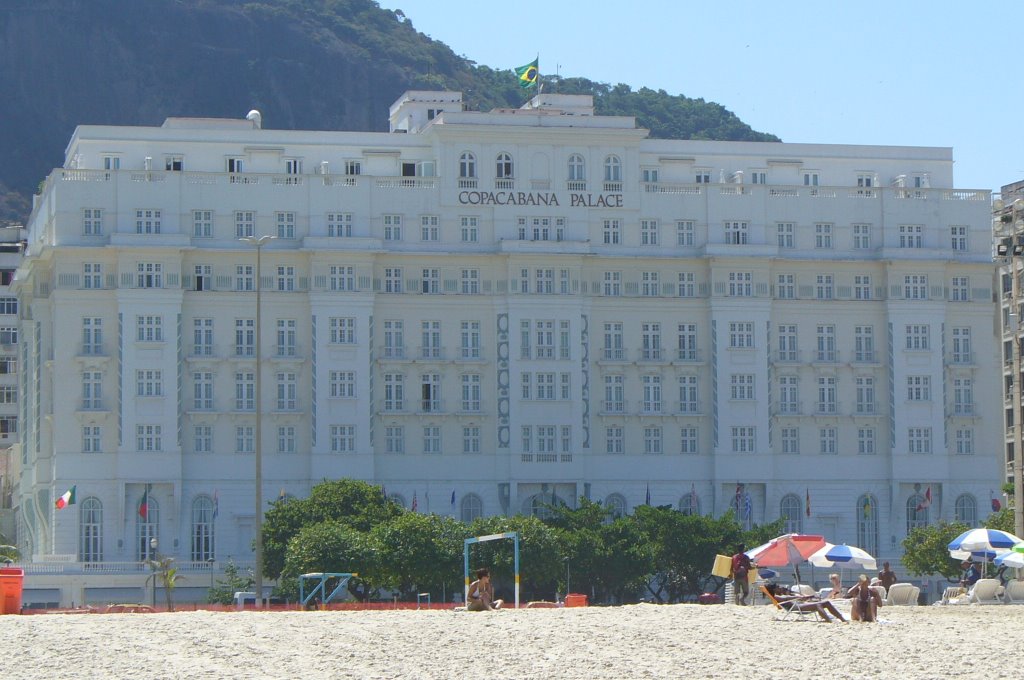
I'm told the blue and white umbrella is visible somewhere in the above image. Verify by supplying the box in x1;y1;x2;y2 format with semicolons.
809;543;877;571
948;528;1024;553
994;551;1024;569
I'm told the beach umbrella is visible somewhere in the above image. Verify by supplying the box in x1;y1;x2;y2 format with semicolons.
808;543;877;571
949;548;1000;561
746;534;825;584
994;551;1024;569
947;528;1024;553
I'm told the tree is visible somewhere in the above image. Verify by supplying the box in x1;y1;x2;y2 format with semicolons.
278;520;382;602
147;555;182;612
595;515;654;602
984;507;1014;533
207;560;255;605
371;512;465;600
902;521;969;581
466;514;562;601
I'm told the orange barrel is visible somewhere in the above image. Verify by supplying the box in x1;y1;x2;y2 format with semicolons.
0;568;24;614
565;593;588;607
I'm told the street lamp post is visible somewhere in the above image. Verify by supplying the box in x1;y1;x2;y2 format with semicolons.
240;234;274;608
564;556;570;599
207;557;216;591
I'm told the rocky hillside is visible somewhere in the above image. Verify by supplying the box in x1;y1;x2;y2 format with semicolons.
0;0;778;224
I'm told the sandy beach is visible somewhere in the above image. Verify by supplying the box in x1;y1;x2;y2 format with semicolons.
0;603;1014;679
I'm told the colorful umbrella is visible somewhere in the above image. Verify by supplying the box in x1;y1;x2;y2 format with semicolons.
948;528;1024;553
994;551;1024;569
746;534;825;584
808;543;877;571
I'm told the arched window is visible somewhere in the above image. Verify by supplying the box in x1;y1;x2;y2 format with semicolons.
906;494;929;534
191;496;215;562
496;153;514;179
460;494;483;523
679;492;700;516
137;495;158;560
388;493;407;509
79;497;102;563
856;494;878;556
459;152;476;178
604;155;622;183
605;493;627;519
780;494;802;534
955;494;977;526
568;154;586;182
527;491;561;519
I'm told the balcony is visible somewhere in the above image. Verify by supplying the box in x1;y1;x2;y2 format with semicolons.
637;400;665;415
675;348;702;363
948;352;975;366
852;351;878;364
637;348;666;363
601;400;625;415
775;350;802;364
417;347;447;361
599;348;627;362
812;350;840;364
379;346;407;361
495;178;515;190
774;402;802;417
273;345;303;361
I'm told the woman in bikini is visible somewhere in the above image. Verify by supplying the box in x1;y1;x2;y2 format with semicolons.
847;574;882;622
467;568;503;611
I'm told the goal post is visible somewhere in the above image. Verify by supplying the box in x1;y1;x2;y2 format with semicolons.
464;531;520;609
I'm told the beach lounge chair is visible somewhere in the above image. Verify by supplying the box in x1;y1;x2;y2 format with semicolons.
760;585;834;622
884;583;919;606
968;579;1003;605
1002;580;1024;604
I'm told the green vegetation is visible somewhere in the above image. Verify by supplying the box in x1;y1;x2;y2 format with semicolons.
901;521;970;581
207;561;256;605
263;479;781;604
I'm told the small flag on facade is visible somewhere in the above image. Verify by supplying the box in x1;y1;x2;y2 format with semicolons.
450;489;456;507
806;488;811;517
412;491;418;512
915;486;932;512
991;489;1001;512
514;58;539;89
743;492;752;520
138;483;152;519
55;485;76;509
863;497;872;518
645;483;651;505
213;489;219;520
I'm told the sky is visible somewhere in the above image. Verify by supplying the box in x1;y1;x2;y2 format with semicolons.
380;0;1021;194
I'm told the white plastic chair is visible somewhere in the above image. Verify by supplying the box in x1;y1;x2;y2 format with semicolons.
884;583;918;606
1003;580;1024;604
968;579;1003;605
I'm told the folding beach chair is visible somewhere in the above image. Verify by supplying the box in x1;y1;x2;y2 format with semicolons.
760;585;828;622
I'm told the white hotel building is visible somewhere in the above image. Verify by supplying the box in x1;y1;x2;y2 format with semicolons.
13;91;1000;603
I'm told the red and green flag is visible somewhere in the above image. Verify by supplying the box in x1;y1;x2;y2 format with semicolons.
55;485;76;509
139;484;152;519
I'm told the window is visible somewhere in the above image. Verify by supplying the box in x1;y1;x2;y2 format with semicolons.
816;274;833;300
535;268;554;294
276;319;297;357
642;375;662;412
950;225;967;251
327;213;353;237
384;373;404;411
422;425;441;454
641;219;658;246
534;320;555;359
731;426;755;453
277;426;296;454
951;276;969;302
778;375;799;414
234;318;254;356
136;315;163;342
676;220;694;246
853;224;871;249
82;425;101;453
420;215;439;241
276;266;295;292
276;212;295;238
695;169;711;183
819;427;837;454
235;211;254;238
384;267;403;294
194;425;212;453
135;209;161;234
83;263;103;289
136;263;162;288
193;264;211;291
603;271;621;296
386;427;406;454
899;224;923;248
781;494;802;534
857;428;876;455
79;498;103;563
954;494;977;526
855;376;875;414
0;358;14;374
643;426;663;455
381;214;403;241
955;429;974;455
680;426;698;455
604;155;622;183
82;371;102;409
858;495;879;555
814;223;833;249
729;322;754;349
730;374;754;400
344;160;361;176
459;152;476;179
906;494;929;533
803;172;819;186
235;371;255;410
191;371;216;409
496;152;514;180
321;265;353;293
905;325;930;351
641;322;661;360
856;173;874;190
383;320;403;358
750;171;766;184
854;275;871;300
781;427;799;454
816;325;836;362
604;375;624;413
724;221;748;244
642;168;659;184
460;269;479;295
904;274;928;300
421;268;440;294
136;424;162;452
535;372;556;400
953;378;973;415
777;325;797;361
420;373;441;412
460;216;478;242
777;222;794;248
776;274;795;300
908;427;932;454
0;326;15;345
462;426;481;454
462;373;481;412
461;494;484;522
677;272;696;297
136;369;163;397
602;219;621;245
678;375;698;413
329;371;355;398
226;157;244;173
235;265;254;292
603;322;624;359
568;153;586;183
854;326;875;362
103;156;121;171
236;426;254;453
606;426;624;454
728;271;752;297
606;494;627;519
276;371;297;410
83;208;103;235
190;497;215;562
460;321;481;359
906;376;931;401
677;323;698;361
82;317;102;355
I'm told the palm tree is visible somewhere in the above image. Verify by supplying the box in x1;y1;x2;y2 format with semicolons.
146;556;183;612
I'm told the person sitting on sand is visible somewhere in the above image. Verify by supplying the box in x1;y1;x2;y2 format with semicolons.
827;573;843;599
467;568;503;611
846;574;882;622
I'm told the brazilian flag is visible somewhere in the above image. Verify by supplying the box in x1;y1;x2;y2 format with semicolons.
514;58;539;89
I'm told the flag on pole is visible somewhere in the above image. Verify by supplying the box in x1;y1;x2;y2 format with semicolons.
138;483;152;519
805;488;811;517
381;485;387;500
743;492;752;520
863;497;872;518
450;489;456;508
992;489;1002;512
412;491;418;512
55;485;76;509
645;483;651;505
734;483;743;513
514;58;539;89
915;486;932;512
213;489;219;520
690;483;698;512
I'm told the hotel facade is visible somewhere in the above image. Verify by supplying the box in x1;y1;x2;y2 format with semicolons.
13;91;999;604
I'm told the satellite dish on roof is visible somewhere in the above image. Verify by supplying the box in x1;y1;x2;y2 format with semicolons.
246;110;262;129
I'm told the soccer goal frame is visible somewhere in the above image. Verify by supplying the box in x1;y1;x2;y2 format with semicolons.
464;531;520;609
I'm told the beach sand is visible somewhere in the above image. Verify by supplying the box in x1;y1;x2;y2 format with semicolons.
0;603;1012;679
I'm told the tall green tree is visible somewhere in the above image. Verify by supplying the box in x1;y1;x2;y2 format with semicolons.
902;521;969;581
466;514;562;601
278;520;383;602
372;512;465;599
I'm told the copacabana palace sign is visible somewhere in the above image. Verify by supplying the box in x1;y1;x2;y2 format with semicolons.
458;190;624;208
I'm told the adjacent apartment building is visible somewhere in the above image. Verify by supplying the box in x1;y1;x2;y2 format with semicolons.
12;91;999;604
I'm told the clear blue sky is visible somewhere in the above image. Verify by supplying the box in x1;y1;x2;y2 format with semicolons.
381;0;1021;194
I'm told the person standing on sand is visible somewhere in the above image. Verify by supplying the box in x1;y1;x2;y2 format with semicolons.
731;545;753;605
877;562;898;594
